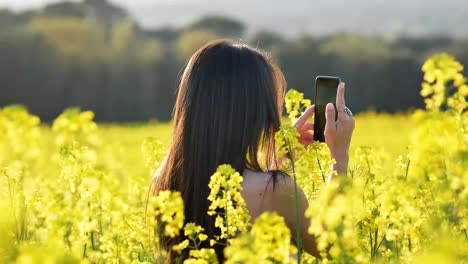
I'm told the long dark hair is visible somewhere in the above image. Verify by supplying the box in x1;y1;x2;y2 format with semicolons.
150;39;286;262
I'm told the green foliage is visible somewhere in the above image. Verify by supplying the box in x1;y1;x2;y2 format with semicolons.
110;22;165;65
27;17;164;65
319;34;397;62
177;30;220;59
187;16;246;38
2;2;467;122
28;16;108;62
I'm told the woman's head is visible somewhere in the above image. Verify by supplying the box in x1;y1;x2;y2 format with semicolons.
152;39;286;260
174;39;285;171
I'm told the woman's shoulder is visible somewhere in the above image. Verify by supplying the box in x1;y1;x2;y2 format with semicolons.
242;168;298;191
241;169;307;218
242;169;292;192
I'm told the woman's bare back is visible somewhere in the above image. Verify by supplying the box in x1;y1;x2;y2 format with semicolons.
240;169;277;221
240;168;320;258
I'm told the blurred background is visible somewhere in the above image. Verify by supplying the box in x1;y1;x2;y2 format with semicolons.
0;0;467;121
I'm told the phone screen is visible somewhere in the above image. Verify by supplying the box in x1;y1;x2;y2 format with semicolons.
314;76;341;142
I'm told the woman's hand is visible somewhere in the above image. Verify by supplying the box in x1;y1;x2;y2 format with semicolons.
325;82;355;178
285;83;354;177
294;106;315;147
275;107;314;165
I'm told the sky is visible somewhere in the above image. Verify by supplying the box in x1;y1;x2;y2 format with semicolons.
0;0;190;10
0;0;68;10
1;0;468;37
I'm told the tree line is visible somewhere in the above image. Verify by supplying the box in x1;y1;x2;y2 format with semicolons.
0;0;467;121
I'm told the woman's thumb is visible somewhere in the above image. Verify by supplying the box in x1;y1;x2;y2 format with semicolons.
325;103;336;132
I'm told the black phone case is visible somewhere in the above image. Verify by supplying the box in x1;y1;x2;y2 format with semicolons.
313;76;341;142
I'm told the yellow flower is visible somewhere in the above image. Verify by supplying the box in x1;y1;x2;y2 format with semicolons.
149;190;185;238
225;212;297;264
207;165;251;241
285;89;312;123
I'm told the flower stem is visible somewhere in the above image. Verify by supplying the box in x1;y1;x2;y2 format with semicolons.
284;132;303;264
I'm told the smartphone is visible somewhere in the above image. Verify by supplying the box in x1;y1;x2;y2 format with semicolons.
314;76;341;142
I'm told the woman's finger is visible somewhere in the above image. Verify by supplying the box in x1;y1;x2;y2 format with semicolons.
301;132;314;141
299;132;314;145
325;103;336;134
336;82;346;112
301;123;314;131
295;105;315;128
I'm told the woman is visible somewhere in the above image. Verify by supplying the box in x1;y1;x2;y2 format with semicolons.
150;39;355;262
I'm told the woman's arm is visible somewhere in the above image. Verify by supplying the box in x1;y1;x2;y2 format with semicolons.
272;83;354;259
324;83;355;181
271;175;320;258
291;83;354;181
